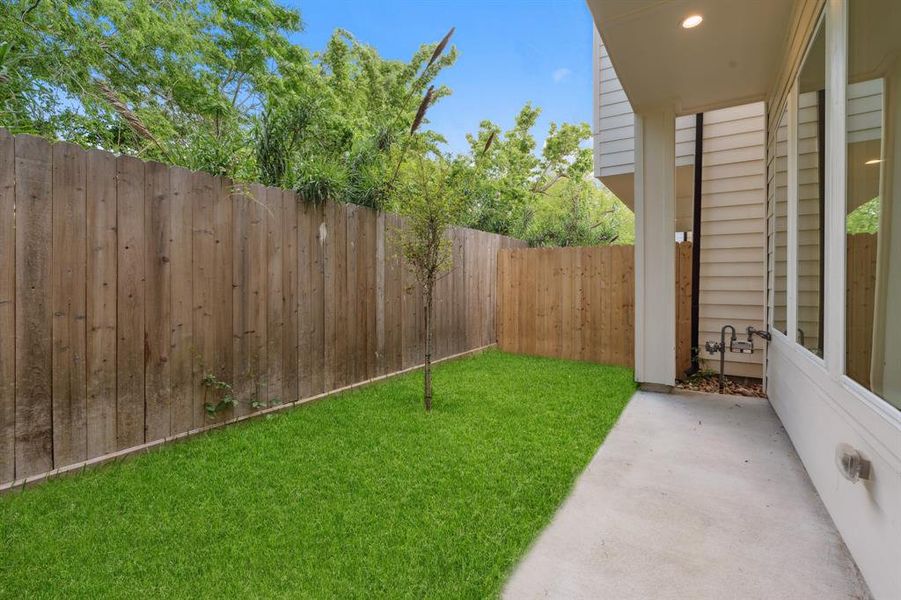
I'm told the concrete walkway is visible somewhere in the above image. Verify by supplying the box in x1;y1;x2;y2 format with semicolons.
504;390;870;600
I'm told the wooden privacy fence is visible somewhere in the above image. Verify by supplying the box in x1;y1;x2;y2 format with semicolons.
0;130;524;486
497;243;693;373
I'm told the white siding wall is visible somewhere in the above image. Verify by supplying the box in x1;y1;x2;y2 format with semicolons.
594;28;635;178
698;103;767;378
594;29;695;179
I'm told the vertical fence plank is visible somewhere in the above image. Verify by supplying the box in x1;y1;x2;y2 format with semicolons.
233;183;267;416
169;167;193;434
0;131;14;481
675;242;693;377
598;247;611;364
334;203;349;387
192;170;216;423
309;201;326;395
481;235;492;346
375;212;386;376
548;249;563;357
214;179;235;415
485;235;497;347
562;250;576;360
431;230;447;360
192;173;232;426
363;208;378;379
384;214;403;374
538;249;552;356
144;161;172;441
15;135;54;477
322;201;337;391
400;231;419;369
499;249;514;353
51;141;88;466
345;204;362;384
297;200;313;398
453;229;466;355
463;231;476;349
116;156;145;450
623;245;635;365
266;186;284;404
496;248;508;351
282;189;299;403
85;149;117;458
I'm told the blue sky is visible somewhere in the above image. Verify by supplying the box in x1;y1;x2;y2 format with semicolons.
287;0;595;154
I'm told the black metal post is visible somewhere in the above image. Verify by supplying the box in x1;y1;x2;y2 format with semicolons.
688;112;704;375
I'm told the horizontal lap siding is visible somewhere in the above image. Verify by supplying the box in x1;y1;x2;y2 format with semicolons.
698;103;767;378
0;129;523;487
594;31;697;179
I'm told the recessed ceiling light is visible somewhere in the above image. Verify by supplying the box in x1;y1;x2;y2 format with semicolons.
682;15;703;29
865;159;882;165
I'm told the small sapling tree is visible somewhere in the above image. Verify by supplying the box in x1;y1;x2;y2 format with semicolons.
394;156;469;411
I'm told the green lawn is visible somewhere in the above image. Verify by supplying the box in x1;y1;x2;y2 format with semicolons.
0;350;635;599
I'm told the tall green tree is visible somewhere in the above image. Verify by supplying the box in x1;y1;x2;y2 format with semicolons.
1;0;306;178
256;28;457;209
454;103;632;244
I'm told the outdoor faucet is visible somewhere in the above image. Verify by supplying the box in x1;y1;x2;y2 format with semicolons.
704;325;771;394
704;325;737;394
746;326;771;343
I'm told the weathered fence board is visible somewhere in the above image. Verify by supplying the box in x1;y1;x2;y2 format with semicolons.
498;244;691;373
0;131;524;486
0;130;15;481
85;149;117;458
51;142;87;467
169;167;194;435
675;242;693;377
144;160;172;440
15;134;54;478
282;188;299;404
116;155;146;450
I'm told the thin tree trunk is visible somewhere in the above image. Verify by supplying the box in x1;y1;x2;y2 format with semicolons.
423;281;433;411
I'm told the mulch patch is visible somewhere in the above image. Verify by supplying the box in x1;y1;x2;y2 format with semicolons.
677;374;766;398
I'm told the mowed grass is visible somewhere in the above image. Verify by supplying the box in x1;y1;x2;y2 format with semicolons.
0;350;635;599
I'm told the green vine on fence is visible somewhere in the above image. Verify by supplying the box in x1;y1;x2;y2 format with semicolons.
200;372;282;417
201;373;237;416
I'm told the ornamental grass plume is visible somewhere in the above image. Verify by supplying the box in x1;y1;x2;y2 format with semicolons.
410;85;434;135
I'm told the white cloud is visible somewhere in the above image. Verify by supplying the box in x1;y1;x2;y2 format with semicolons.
552;67;572;83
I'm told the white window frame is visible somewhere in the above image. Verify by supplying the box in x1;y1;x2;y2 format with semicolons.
765;0;901;427
791;10;828;369
824;0;847;379
832;0;900;418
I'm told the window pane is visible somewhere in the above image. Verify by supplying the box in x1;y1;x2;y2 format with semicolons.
796;20;825;357
846;0;901;410
772;107;788;334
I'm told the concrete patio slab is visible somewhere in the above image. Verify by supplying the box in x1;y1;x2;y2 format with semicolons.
504;390;871;600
